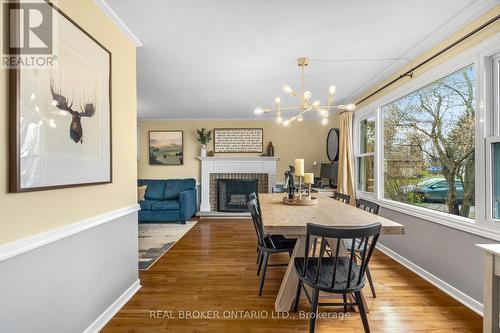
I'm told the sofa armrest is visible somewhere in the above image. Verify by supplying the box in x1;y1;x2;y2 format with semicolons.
179;189;197;223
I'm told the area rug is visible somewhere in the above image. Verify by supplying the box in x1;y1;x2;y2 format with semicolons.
138;221;197;270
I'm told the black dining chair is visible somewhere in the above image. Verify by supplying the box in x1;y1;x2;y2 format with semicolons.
347;198;381;298
249;192;294;269
332;192;351;204
356;198;380;215
312;191;351;258
294;222;381;333
248;199;297;296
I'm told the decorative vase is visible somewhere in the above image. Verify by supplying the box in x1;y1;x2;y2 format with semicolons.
201;145;207;157
267;141;275;157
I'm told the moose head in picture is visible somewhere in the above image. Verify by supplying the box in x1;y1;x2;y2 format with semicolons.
50;77;96;144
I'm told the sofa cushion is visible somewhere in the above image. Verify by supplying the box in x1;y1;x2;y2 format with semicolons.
139;200;156;211
151;200;180;211
139;180;166;200
164;179;196;199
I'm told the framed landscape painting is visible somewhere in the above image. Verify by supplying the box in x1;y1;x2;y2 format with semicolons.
9;1;112;192
149;131;184;165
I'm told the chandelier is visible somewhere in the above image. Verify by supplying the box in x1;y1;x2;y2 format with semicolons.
254;57;356;126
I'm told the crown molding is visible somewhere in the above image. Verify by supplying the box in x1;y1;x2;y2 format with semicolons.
94;0;143;47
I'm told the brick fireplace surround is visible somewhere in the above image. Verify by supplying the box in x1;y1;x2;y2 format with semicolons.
197;157;279;212
209;173;269;211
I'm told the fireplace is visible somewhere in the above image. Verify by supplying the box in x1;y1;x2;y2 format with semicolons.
217;179;258;212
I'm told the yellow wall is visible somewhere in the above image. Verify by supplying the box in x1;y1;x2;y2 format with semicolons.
0;0;137;244
138;119;334;183
356;5;500;108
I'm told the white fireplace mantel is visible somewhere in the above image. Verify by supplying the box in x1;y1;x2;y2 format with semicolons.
197;156;279;212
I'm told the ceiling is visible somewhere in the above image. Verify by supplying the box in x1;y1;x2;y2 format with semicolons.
105;0;496;120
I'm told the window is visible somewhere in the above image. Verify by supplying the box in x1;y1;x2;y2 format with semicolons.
356;116;375;192
382;65;475;219
493;142;500;220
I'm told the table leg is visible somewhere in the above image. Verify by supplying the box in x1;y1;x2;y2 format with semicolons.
483;252;499;333
275;236;306;312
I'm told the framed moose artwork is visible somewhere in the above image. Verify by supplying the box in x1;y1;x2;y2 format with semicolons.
9;1;112;192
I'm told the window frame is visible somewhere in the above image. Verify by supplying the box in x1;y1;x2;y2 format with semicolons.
486;136;500;224
354;113;376;196
353;32;500;240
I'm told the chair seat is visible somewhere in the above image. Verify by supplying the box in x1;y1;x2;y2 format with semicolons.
264;235;296;250
294;257;365;292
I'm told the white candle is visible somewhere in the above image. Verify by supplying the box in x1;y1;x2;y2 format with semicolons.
304;173;314;185
295;159;304;177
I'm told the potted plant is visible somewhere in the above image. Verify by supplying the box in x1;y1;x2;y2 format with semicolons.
196;128;212;157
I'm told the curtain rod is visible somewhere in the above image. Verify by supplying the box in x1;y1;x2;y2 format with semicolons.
355;14;500;106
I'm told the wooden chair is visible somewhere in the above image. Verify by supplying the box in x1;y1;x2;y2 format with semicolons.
249;192;293;268
349;198;381;298
294;223;382;333
332;192;351;204
356;198;380;215
248;199;297;296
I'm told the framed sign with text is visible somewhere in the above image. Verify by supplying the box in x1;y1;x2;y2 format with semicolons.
213;128;263;153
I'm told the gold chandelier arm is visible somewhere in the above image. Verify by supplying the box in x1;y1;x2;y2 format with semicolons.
262;105;302;113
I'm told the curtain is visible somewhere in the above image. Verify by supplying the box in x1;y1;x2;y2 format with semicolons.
337;111;355;204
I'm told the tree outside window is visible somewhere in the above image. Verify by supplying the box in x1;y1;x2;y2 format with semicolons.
382;65;475;219
357;116;375;192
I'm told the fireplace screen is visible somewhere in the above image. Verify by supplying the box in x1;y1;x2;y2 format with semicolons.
217;179;258;212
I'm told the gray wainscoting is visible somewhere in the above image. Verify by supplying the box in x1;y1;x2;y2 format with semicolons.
378;207;492;307
0;212;139;333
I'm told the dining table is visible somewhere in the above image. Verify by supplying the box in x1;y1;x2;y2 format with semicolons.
258;193;406;313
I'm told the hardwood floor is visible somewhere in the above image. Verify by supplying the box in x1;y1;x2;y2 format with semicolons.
102;219;482;333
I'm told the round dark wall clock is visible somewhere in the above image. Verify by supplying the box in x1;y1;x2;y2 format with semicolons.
326;128;340;162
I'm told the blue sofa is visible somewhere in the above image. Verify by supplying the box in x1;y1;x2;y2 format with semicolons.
138;179;197;224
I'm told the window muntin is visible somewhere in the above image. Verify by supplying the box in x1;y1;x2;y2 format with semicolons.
382;65;475;219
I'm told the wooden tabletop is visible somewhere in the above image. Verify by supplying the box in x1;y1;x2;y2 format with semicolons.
476;244;500;256
259;193;405;235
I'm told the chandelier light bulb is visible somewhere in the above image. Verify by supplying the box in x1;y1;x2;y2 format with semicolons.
329;85;337;95
252;57;346;127
303;91;311;101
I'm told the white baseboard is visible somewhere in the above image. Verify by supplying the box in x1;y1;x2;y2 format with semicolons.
83;279;141;333
0;204;140;262
376;243;483;316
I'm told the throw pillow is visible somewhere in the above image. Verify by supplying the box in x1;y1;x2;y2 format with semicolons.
138;185;147;202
